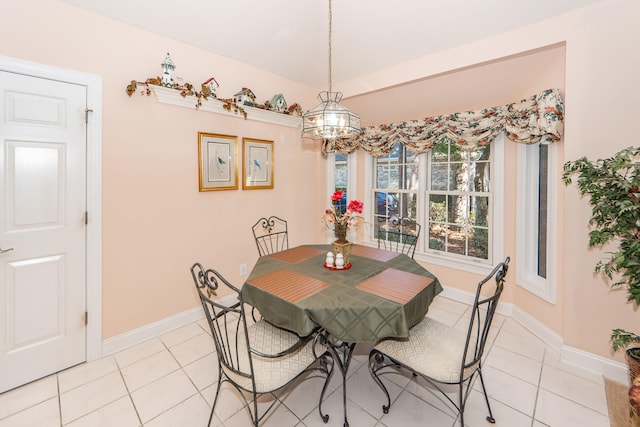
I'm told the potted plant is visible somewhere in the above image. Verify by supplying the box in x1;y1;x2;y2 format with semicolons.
562;146;640;386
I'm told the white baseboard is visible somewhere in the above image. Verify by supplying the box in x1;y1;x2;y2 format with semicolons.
101;306;204;356
440;285;629;384
102;293;240;356
102;286;629;384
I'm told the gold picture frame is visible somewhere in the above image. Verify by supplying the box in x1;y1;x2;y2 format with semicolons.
242;138;274;190
198;132;238;191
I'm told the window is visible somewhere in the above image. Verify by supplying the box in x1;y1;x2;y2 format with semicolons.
328;152;357;241
366;136;504;273
334;152;349;212
516;142;557;303
372;143;419;239
426;139;491;261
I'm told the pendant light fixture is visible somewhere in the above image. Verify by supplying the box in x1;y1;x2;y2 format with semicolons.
302;0;360;143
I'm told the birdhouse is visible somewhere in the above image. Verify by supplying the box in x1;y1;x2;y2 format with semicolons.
233;88;256;107
269;94;287;113
161;53;175;87
202;77;219;96
287;103;304;117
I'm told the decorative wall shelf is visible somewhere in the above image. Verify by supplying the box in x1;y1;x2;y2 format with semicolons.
150;85;302;128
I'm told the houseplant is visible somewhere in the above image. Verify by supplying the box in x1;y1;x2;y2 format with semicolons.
562;146;640;387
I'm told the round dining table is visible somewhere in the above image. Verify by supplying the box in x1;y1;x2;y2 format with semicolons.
241;244;443;426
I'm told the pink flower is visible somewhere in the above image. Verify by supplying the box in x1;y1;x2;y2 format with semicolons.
347;199;363;214
331;190;344;203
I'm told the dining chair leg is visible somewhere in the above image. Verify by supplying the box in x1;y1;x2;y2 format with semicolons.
208;377;223;426
477;368;496;423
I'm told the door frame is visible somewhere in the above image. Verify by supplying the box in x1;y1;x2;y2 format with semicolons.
0;55;103;361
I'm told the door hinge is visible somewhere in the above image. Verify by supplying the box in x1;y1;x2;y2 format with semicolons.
84;108;93;123
85;211;88;225
85;311;88;325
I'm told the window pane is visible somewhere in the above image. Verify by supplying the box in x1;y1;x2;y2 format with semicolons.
428;223;446;252
334;154;348;212
431;164;448;190
447;225;466;255
469;227;489;259
473;162;490;192
449;163;463;191
429;194;446;222
538;144;548;278
470;196;489;226
447;195;467;224
376;165;388;187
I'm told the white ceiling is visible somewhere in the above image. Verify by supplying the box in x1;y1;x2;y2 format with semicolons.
61;0;607;89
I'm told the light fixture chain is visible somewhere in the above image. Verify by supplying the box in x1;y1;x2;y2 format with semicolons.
328;0;332;93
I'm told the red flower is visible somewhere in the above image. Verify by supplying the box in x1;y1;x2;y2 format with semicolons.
331;190;344;203
347;199;363;214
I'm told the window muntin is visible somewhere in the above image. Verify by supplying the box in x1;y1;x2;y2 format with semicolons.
426;141;491;261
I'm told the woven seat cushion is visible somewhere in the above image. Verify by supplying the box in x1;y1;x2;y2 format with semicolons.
223;319;325;393
374;316;478;383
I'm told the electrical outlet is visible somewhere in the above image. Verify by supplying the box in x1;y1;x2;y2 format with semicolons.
240;263;247;276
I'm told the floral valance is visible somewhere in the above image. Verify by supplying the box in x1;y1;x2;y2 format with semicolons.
332;88;564;157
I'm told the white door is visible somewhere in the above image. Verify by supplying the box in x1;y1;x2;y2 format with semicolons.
0;71;87;392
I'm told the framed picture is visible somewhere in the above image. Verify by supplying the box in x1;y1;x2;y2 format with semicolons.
242;138;274;190
198;132;238;191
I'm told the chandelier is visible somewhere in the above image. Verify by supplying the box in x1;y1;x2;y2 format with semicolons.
302;0;360;142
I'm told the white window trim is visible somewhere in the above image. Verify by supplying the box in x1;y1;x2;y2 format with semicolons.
363;135;505;276
515;141;557;304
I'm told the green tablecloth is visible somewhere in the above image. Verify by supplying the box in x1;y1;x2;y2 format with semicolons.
241;245;443;342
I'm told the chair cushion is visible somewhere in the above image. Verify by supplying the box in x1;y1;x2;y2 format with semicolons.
222;320;325;393
374;316;478;383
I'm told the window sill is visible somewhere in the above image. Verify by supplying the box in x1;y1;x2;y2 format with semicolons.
360;240;494;275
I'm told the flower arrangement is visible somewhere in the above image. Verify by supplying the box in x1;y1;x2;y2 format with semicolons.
322;190;364;242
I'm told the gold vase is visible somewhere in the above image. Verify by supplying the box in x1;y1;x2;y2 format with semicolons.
331;240;352;266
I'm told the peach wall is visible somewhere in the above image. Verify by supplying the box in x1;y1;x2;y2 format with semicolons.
3;0;639;365
0;0;325;338
341;0;640;363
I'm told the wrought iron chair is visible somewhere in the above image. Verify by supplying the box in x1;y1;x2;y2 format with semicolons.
190;263;333;427
369;257;510;426
377;216;421;258
252;216;289;256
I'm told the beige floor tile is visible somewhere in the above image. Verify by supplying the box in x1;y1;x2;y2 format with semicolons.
539;363;608;415
485;345;543;385
182;352;218;391
58;356;119;393
60;371;128;424
121;349;180;392
0;396;59;427
144;394;210;427
114;338;166;368
160;322;207;348
0;375;57;420
535;388;609;427
129;370;197;423
168;332;215;367
65;396;139;427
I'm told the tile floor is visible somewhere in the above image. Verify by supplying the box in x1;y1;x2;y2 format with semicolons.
0;296;610;427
